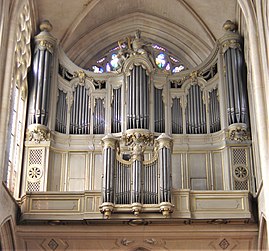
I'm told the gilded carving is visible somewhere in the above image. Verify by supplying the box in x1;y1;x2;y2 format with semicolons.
227;124;250;142
222;39;241;51
35;20;56;54
74;70;86;84
38;40;54;52
123;129;154;162
190;71;198;81
27;124;50;143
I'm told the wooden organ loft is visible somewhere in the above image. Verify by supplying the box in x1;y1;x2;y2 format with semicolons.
20;20;254;223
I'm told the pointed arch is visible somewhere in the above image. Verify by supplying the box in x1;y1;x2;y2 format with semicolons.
0;218;15;250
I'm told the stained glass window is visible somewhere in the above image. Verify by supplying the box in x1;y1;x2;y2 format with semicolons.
156;53;166;68
88;41;187;74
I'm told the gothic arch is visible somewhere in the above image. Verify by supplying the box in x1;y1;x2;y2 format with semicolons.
0;218;15;250
258;214;268;251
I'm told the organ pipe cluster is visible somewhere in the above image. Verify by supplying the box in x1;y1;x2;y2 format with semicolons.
220;20;249;127
28;21;56;126
157;134;174;217
70;85;91;134
186;84;207;134
127;66;149;129
100;130;173;217
100;134;117;218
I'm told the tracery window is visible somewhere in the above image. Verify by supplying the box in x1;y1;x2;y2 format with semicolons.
90;42;186;74
5;2;32;196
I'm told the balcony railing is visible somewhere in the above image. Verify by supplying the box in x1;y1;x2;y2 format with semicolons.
19;190;253;223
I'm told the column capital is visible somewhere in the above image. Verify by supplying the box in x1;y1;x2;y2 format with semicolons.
156;133;173;150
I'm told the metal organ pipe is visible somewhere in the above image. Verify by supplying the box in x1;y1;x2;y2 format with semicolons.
127;66;149;129
154;87;165;133
157;134;173;204
27;22;56;126
100;135;118;217
55;90;67;133
223;34;249;126
209;89;220;133
172;98;183;134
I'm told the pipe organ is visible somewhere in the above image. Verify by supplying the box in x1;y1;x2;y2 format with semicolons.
22;21;254;220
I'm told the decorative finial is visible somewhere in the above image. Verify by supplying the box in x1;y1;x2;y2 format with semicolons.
40;20;53;32
223;20;237;32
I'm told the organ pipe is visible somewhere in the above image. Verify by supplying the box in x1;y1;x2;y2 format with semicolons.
100;134;117;218
154;87;165;133
171;98;183;134
55;90;67;133
127;66;149;129
93;98;105;134
209;88;221;133
157;134;172;201
186;84;207;134
157;134;174;216
69;85;90;134
27;21;56;126
220;20;249;126
111;88;121;133
115;159;131;204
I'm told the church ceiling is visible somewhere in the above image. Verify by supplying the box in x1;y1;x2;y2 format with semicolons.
35;0;237;68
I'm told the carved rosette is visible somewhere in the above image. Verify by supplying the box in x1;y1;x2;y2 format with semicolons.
227;123;250;142
26;124;50;143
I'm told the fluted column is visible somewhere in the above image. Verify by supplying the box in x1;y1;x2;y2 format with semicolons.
100;134;118;218
157;133;174;217
27;20;56;126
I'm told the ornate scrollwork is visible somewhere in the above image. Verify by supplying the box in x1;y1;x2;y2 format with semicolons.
227;123;250;142
123;129;154;162
27;124;50;143
74;70;86;84
38;40;54;52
